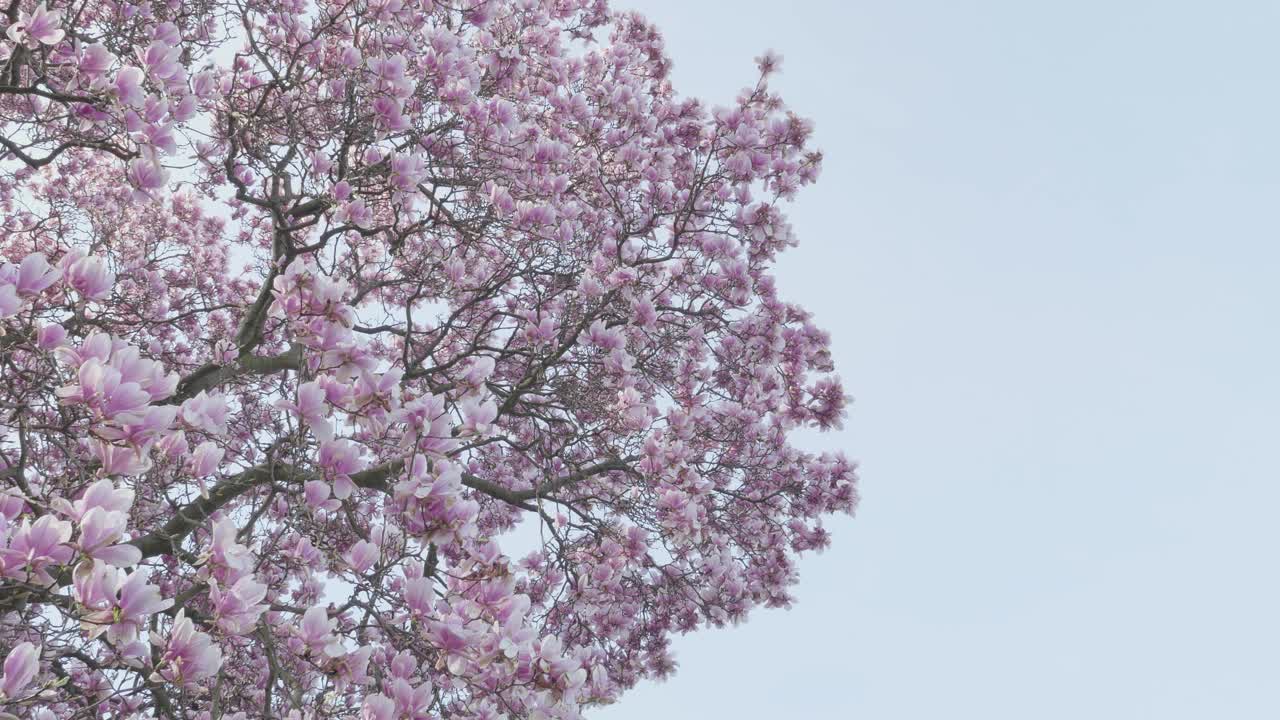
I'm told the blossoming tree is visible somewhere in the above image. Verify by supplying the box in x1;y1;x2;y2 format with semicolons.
0;1;856;717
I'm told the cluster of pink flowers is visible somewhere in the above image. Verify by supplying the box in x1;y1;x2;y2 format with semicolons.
0;1;855;718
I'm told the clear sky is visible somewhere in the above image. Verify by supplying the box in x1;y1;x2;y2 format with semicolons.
601;1;1280;718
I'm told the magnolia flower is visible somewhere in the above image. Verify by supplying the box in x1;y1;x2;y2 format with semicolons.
0;642;39;701
95;405;177;447
461;355;496;388
333;644;373;691
76;42;113;81
75;563;172;644
389;152;426;195
275;380;332;440
424;617;473;675
206;518;252;577
403;575;434;617
0;283;19;318
344;539;379;573
157;428;189;459
65;254;114;301
0;492;25;524
89;440;153;477
586;320;624;351
208;576;268;635
139;41;182;83
108;346;178;401
754;49;784;76
362;694;396;720
0;516;74;584
13;253;60;296
371;96;410;133
187;441;224;477
318;438;366;500
127;153;169;202
368;53;407;89
191;69;217;98
616;387;650;431
152;610;222;686
458;395;497;435
180;391;229;436
75;506;142;567
334;198;374;229
112;66;146;107
303;479;333;509
152;22;182;47
524;315;558;345
297;606;346;658
54;478;132;522
36;323;66;349
5;3;64;48
61;358;151;420
171;93;197;122
389;677;437;718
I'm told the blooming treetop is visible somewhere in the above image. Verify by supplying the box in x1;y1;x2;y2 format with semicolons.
0;1;856;718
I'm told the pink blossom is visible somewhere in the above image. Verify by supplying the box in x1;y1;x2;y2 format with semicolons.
387;676;435;717
75;506;142;567
275;380;332;440
389;152;426;195
461;355;495;388
368;53;407;89
53;330;112;368
77;43;113;81
344;539;380;573
180;390;229;436
362;694;396;720
371;96;410;133
403;575;434;617
206;518;252;577
209;576;268;635
318;438;366;499
127;153;170;201
1;515;73;583
112;66;146;107
57;478;133;521
59;358;151;419
36;322;66;349
334;198;374;228
297;606;345;658
152;610;222;686
303;479;332;509
171;93;197;122
424;617;474;675
0;283;19;318
0;642;39;701
192;70;217;98
14;253;60;296
89;440;153;477
95;405;177;447
152;22;182;47
332;180;353;202
139;41;182;82
187;441;224;477
334;644;373;691
458;395;497;435
108;346;178;401
65;254;114;301
586;319;625;350
75;563;172;643
5;3;64;48
157;428;189;459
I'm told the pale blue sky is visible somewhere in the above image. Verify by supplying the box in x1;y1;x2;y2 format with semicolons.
602;1;1280;718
